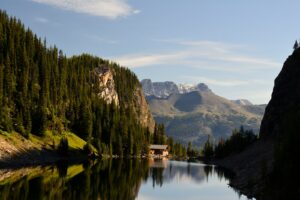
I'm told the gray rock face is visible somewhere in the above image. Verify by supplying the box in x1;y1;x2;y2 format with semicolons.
141;79;211;98
91;67;119;106
178;83;211;93
260;48;300;139
141;79;179;98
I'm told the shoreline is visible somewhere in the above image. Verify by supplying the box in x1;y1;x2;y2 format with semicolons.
206;139;274;199
0;149;91;169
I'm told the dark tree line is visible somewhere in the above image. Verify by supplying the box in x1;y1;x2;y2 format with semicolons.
202;126;258;159
0;10;155;156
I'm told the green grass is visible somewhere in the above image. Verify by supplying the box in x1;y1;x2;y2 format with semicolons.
1;130;97;154
28;131;89;151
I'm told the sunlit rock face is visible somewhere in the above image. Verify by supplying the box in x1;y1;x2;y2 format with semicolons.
91;67;119;106
91;67;155;133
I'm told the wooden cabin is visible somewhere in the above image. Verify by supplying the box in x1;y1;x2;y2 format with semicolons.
149;144;169;157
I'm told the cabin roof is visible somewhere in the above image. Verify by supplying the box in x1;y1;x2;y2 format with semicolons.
149;144;168;150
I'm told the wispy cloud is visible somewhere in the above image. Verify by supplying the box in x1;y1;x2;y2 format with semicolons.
115;51;188;67
35;17;49;23
181;76;270;87
112;39;277;104
182;76;248;87
31;0;140;19
86;34;118;44
112;40;281;71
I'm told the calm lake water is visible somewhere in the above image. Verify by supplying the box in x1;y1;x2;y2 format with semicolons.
0;159;251;200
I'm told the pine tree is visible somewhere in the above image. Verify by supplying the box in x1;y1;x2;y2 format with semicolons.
293;40;299;50
0;10;154;156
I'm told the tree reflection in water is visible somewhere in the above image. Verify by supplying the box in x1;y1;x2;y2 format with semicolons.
0;159;237;200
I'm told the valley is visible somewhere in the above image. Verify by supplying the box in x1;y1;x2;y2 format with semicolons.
142;79;266;146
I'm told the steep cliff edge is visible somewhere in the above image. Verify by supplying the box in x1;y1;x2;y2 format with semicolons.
215;48;300;199
132;87;155;133
260;48;300;139
91;67;154;133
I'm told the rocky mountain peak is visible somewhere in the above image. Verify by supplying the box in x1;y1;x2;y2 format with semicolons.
141;79;179;98
141;79;211;98
178;83;211;93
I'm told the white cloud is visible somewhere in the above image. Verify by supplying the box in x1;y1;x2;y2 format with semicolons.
115;51;188;67
31;0;140;19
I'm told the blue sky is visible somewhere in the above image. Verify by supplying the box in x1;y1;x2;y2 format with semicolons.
0;0;299;104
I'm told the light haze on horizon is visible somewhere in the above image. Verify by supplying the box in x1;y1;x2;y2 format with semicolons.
1;0;299;104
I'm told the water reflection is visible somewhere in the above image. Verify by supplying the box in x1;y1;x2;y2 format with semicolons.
0;159;248;200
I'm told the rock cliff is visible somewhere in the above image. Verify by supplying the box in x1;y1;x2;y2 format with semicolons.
216;48;300;199
141;79;179;98
91;67;119;106
132;87;155;133
260;48;300;139
91;67;155;133
141;79;211;98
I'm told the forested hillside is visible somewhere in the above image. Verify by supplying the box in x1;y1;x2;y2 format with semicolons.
0;10;155;156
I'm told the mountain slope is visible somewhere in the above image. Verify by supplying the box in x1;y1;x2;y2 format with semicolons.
142;79;265;146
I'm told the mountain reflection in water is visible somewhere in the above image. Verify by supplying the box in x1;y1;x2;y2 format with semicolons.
0;159;250;200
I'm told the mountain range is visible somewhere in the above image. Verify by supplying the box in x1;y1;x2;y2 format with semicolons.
141;79;266;146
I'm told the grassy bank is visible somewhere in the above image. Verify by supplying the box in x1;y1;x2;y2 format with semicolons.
0;130;97;168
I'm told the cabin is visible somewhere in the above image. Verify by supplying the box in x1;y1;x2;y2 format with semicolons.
149;144;169;157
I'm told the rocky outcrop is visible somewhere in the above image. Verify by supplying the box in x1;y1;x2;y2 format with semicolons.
91;67;119;106
91;68;154;132
260;48;300;139
132;87;155;133
215;48;300;199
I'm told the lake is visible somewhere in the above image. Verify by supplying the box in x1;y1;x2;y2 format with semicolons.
0;159;251;200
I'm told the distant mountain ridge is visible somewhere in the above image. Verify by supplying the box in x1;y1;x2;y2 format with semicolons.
141;79;211;98
141;79;266;146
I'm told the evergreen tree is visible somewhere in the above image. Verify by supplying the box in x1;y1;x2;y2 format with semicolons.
202;137;214;158
293;40;299;50
0;10;154;156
